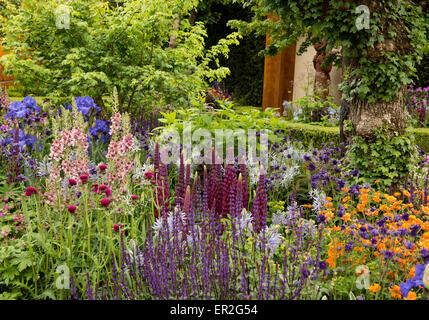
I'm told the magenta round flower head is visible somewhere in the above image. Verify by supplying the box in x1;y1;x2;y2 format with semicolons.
80;174;89;184
100;198;111;207
68;178;77;187
105;188;112;197
144;172;153;180
131;195;138;200
25;187;38;197
98;164;107;171
98;185;108;191
113;224;120;231
68;205;77;214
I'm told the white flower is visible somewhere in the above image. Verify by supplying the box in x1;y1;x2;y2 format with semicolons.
36;158;52;177
152;208;187;238
132;158;153;183
236;209;254;234
272;210;287;226
264;224;283;256
309;189;327;214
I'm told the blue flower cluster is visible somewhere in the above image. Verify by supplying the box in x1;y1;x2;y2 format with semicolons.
1;128;38;151
89;120;109;137
75;97;101;116
89;119;110;143
63;97;101;117
400;262;428;298
5;97;40;119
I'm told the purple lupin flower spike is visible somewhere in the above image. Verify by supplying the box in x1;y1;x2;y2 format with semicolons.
215;160;223;217
185;162;191;192
235;174;243;219
183;185;192;233
239;158;249;211
191;171;198;206
203;166;209;215
159;151;170;216
195;175;203;220
175;151;185;209
208;147;218;210
152;141;160;185
222;164;237;219
252;165;267;233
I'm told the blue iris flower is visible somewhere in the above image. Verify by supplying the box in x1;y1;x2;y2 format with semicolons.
399;262;428;298
75;97;101;116
3;128;38;151
5;97;41;119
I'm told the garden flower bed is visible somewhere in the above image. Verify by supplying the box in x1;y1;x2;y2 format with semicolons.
0;0;428;304
0;95;428;301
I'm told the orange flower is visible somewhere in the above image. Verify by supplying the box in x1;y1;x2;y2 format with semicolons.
384;194;397;203
421;206;429;215
409;266;416;278
343;213;351;222
374;180;381;184
369;283;381;293
405;291;417;300
403;190;411;198
390;285;402;299
372;191;381;202
343;196;350;203
379;204;388;211
357;203;366;213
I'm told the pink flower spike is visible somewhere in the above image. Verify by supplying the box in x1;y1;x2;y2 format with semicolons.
100;198;111;207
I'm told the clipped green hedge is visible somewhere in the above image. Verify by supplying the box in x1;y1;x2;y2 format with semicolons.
408;127;429;153
276;121;340;149
278;121;429;153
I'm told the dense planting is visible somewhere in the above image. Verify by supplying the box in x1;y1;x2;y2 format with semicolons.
0;92;428;300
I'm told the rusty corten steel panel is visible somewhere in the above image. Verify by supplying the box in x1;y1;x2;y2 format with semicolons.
0;46;14;86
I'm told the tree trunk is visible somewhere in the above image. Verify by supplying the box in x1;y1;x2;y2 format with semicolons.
188;9;197;25
169;16;182;49
347;86;407;140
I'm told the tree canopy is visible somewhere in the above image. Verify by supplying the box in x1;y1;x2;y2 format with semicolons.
230;0;428;103
0;0;240;111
